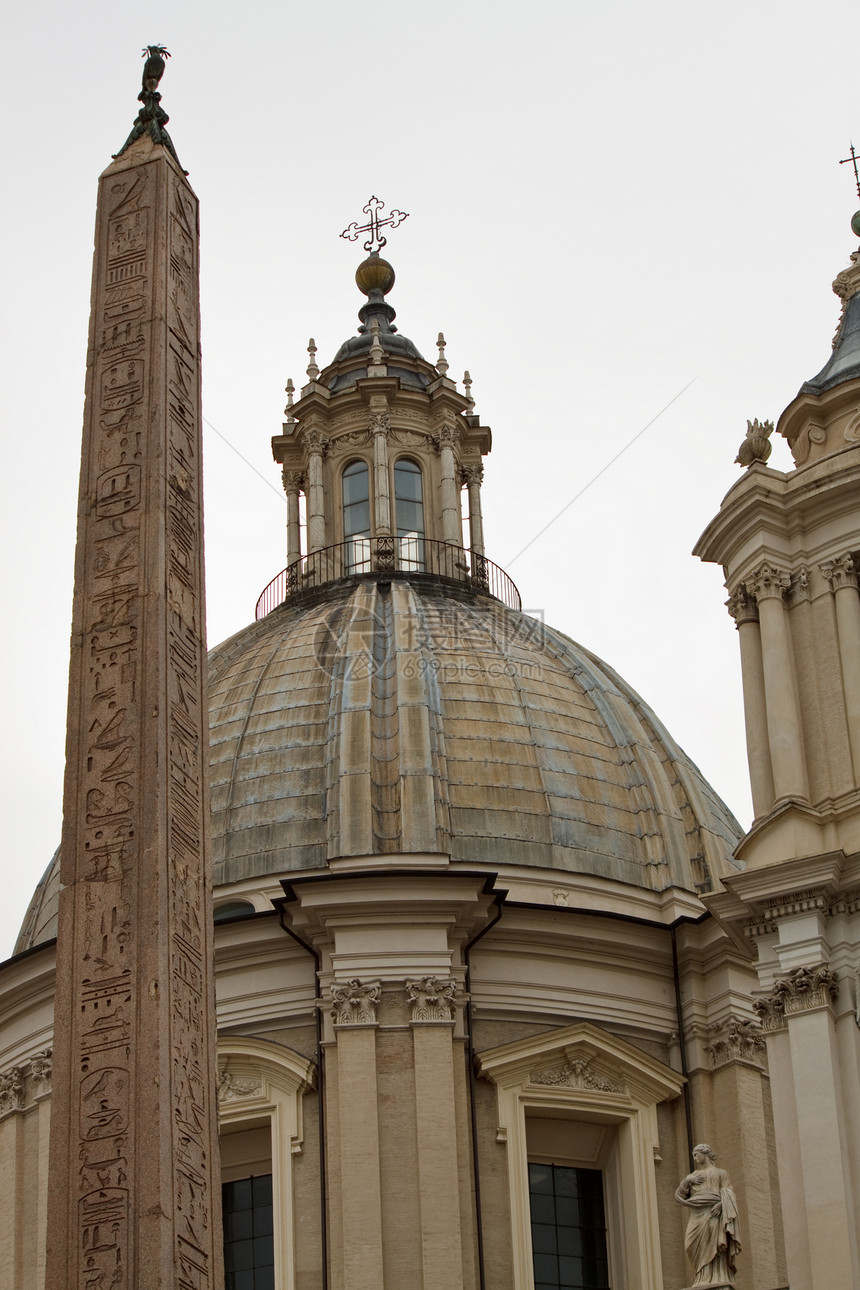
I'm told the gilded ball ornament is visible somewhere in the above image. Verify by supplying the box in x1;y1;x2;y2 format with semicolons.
356;254;396;296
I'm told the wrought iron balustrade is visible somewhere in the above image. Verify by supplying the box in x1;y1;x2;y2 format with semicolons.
255;536;521;619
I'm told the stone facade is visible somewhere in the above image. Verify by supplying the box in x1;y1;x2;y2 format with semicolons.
696;233;860;1289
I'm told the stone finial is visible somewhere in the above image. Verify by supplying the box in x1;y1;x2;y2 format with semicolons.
330;978;381;1026
735;418;774;468
306;339;320;381
436;332;449;375
406;976;458;1022
369;318;385;368
463;370;474;410
284;378;296;418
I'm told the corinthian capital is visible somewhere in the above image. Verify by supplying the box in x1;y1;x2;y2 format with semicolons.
758;963;838;1023
406;976;458;1023
434;424;461;452
820;553;858;591
726;583;758;625
460;464;484;488
330;978;381;1026
705;1017;765;1069
304;427;329;457
282;468;304;493
369;411;391;437
748;562;791;603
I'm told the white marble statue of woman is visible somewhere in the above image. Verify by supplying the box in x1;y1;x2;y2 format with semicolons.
674;1143;742;1288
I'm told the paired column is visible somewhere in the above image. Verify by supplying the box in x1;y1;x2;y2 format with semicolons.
282;469;304;565
727;583;775;816
435;424;462;546
371;411;392;536
821;554;860;783
746;563;809;804
755;963;854;1288
305;428;329;554
329;982;385;1290
461;464;485;556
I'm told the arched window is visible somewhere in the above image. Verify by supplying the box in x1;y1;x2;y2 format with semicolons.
342;460;371;572
394;459;425;571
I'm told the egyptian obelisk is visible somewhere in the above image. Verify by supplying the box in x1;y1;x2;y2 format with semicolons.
45;48;223;1290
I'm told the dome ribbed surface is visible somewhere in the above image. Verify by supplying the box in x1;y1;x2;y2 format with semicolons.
207;579;741;890
13;578;743;955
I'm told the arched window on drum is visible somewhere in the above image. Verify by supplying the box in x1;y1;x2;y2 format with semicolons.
342;459;371;573
394;459;425;571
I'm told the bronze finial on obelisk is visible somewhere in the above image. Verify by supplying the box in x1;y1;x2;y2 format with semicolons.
45;49;222;1290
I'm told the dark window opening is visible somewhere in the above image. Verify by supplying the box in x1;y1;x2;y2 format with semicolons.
528;1162;610;1290
223;1173;275;1290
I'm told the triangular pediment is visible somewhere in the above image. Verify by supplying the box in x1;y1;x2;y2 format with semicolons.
475;1021;684;1105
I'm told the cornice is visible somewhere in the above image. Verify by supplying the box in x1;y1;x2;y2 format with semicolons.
694;445;860;573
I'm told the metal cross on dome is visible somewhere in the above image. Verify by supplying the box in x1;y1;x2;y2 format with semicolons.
340;196;409;254
840;143;860;202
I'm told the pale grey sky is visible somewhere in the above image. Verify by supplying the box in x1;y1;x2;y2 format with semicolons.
1;0;857;956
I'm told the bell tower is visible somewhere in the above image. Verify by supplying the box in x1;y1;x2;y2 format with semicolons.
695;189;860;1288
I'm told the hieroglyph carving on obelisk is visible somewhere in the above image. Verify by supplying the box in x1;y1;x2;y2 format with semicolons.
46;50;223;1290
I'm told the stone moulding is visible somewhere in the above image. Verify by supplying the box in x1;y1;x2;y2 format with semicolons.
405;975;458;1023
330;977;381;1026
704;1017;766;1069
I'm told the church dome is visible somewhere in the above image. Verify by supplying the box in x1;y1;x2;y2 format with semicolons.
206;577;741;890
12;574;742;955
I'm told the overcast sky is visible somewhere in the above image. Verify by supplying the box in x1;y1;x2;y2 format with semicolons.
1;1;858;958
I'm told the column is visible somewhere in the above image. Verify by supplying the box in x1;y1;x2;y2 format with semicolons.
371;411;391;535
462;464;485;555
46;103;222;1290
329;982;385;1290
727;583;775;816
304;428;328;554
749;563;809;803
407;979;466;1289
436;424;462;546
756;966;855;1288
821;554;860;782
283;470;304;565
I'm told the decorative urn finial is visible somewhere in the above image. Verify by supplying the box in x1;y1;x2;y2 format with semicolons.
735;418;773;468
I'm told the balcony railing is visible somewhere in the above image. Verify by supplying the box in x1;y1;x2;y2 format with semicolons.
255;536;521;619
